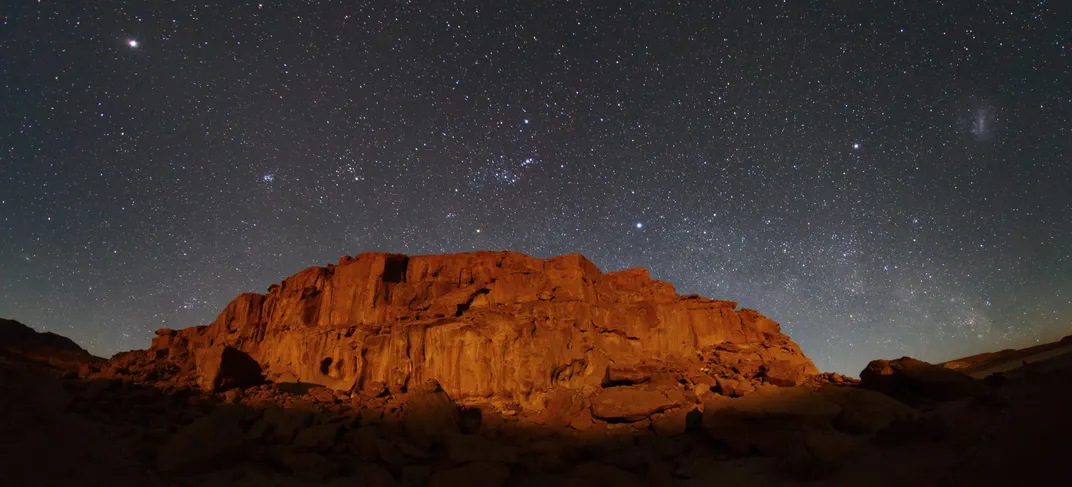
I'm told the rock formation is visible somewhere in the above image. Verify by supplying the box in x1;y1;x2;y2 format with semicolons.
3;250;1072;486
102;251;818;418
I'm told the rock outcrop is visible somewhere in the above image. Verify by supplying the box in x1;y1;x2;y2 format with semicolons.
103;251;817;414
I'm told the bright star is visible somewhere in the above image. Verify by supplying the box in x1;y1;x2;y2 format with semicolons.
128;39;138;48
635;222;643;229
852;143;860;150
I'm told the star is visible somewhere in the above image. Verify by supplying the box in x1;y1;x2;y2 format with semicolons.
0;0;1065;379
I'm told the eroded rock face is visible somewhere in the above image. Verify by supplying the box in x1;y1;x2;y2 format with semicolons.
112;251;818;408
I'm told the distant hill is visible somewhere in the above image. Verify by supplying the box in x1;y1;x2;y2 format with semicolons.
0;318;101;370
942;335;1072;378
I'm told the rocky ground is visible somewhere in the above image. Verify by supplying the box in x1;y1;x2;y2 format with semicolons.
2;324;1071;486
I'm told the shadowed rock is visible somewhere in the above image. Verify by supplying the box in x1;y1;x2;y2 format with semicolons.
194;345;264;393
156;405;250;473
0;318;100;373
702;386;842;455
590;383;684;422
859;356;988;403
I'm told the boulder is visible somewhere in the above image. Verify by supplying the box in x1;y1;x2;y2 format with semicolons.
569;408;594;430
860;357;988;403
249;407;314;444
194;346;263;393
396;438;432;460
603;363;660;385
716;377;755;397
703;386;841;454
651;408;693;436
590;385;684;422
374;438;410;467
400;381;460;447
531;389;587;428
821;386;915;435
458;406;483;433
888;396;1006;444
782;428;857;480
358;406;384;425
306;386;338;404
345;426;382;461
761;359;811;387
156;406;249;473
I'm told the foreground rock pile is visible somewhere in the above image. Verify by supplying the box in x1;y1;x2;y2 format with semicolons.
10;348;1071;487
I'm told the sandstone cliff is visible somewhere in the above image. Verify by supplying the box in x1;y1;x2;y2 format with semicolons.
111;251;817;411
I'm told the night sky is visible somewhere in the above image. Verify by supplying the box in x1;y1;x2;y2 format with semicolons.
2;1;1070;375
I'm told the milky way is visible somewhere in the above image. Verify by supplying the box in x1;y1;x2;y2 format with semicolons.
1;1;1070;374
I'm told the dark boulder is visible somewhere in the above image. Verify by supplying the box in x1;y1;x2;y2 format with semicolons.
860;357;987;403
194;345;264;393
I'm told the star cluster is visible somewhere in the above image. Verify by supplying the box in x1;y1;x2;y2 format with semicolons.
1;1;1070;374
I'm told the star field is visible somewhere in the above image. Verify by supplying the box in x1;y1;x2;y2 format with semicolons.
1;1;1070;374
